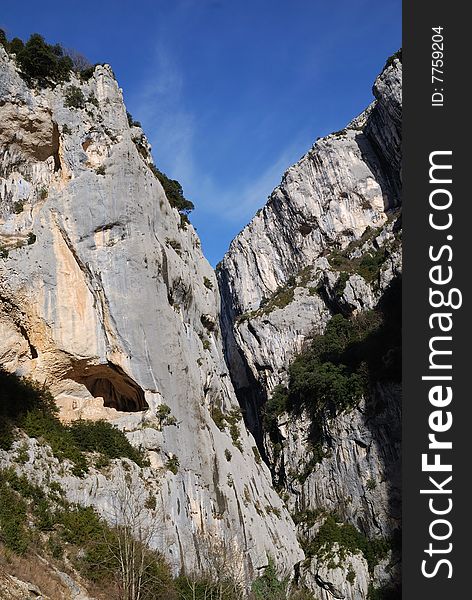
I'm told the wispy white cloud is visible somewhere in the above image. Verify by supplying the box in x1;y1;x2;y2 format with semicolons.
130;39;306;229
131;43;197;183
197;140;304;224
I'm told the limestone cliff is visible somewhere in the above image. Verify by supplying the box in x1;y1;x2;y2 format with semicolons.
217;55;402;599
0;39;402;600
0;44;303;585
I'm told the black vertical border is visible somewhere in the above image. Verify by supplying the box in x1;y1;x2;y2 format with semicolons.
403;2;469;597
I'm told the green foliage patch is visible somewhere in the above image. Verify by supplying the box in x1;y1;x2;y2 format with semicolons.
149;164;194;215
64;85;86;109
0;369;148;474
327;222;401;286
238;277;296;322
368;583;401;600
263;278;401;445
69;420;148;467
303;514;391;573
0;471;29;553
0;470;174;599
251;557;289;600
1;30;96;88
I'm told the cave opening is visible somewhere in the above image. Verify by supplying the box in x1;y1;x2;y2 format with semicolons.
69;361;148;412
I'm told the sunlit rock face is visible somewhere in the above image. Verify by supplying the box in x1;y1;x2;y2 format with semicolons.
0;46;304;580
218;57;402;598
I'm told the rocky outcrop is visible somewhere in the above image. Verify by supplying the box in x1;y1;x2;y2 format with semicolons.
0;46;303;581
217;56;402;598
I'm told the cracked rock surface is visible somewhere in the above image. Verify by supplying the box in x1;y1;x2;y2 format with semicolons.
218;57;402;598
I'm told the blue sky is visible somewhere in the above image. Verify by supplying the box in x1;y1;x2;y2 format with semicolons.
1;0;401;266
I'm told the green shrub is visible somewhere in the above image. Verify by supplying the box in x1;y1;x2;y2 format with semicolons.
0;463;175;597
368;583;400;600
0;29;8;49
27;232;36;245
224;448;232;461
227;408;243;452
69;419;148;468
304;514;391;573
166;455;180;474
87;93;99;107
210;405;225;430
13;200;24;214
252;446;262;465
383;49;402;71
263;384;288;436
127;111;142;128
203;276;213;290
15;442;29;464
268;279;401;441
0;370;148;473
179;213;189;230
202;338;211;351
251;557;289;600
156;404;177;428
9;37;25;54
0;468;52;551
80;66;96;80
0;473;29;553
2;32;95;87
291;508;325;528
358;248;388;282
333;272;349;297
326;224;398;285
15;33;73;86
175;575;241;600
65;85;86;109
346;566;356;584
238;278;297;322
0;368;57;450
366;478;377;491
22;409;88;476
58;504;103;545
149;164;194;214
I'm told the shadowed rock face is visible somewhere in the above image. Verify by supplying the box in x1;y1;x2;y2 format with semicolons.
0;45;303;581
67;361;148;412
217;57;402;598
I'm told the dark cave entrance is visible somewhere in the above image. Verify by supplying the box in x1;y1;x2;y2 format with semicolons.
69;361;148;412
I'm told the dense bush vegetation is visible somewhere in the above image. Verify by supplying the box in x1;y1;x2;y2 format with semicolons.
0;470;30;553
0;465;313;599
302;514;391;573
327;220;401;285
368;584;401;600
0;30;94;87
127;111;142;128
0;369;148;474
251;557;289;599
149;164;194;216
64;84;86;108
0;469;173;599
69;420;148;467
0;368;57;450
263;278;401;440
